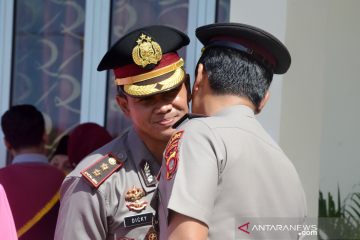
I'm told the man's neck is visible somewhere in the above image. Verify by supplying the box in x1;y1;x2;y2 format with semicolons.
12;146;44;157
201;94;255;116
133;129;168;166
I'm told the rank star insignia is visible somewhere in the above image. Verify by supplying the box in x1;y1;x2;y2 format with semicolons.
99;163;109;172
92;169;101;178
125;186;145;202
81;152;123;188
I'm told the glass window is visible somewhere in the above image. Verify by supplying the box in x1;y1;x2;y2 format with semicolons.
11;0;86;158
216;0;230;23
105;0;189;138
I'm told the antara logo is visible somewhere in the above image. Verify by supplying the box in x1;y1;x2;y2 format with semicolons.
238;222;250;234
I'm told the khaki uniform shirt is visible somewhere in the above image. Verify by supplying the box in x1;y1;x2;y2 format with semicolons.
157;105;307;240
55;128;160;240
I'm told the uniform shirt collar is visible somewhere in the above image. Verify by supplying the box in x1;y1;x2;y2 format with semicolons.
127;127;160;193
12;153;49;165
213;105;255;118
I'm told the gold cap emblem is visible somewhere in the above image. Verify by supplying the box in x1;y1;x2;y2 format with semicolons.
132;33;162;68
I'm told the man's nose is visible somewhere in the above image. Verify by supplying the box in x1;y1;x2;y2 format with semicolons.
154;103;173;114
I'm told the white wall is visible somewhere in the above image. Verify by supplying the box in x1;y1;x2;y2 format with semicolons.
280;0;329;218
318;0;360;207
230;0;287;144
230;0;330;218
280;0;360;217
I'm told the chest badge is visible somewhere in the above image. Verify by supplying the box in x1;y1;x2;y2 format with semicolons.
139;160;158;187
125;186;147;211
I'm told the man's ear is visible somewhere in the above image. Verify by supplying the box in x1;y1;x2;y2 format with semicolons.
4;138;12;152
193;63;205;93
116;95;132;119
255;91;270;115
184;74;192;103
42;130;48;144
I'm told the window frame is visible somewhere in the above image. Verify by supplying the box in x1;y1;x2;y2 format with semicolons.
0;0;14;168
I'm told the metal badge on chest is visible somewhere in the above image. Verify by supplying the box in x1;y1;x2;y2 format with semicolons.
125;185;148;211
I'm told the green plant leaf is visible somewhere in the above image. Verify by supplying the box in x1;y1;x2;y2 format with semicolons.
349;205;360;219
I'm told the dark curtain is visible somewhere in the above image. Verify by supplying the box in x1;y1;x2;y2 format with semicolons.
11;0;86;159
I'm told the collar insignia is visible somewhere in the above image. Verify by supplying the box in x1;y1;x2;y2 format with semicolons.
139;160;158;187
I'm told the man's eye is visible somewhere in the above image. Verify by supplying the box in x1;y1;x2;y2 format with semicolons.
167;89;179;97
140;97;151;102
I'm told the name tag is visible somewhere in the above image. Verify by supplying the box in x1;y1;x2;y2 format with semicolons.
124;212;153;227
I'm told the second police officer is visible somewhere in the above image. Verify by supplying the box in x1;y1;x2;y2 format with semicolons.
156;23;307;240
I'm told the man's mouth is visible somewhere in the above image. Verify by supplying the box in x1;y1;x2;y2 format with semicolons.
156;117;176;126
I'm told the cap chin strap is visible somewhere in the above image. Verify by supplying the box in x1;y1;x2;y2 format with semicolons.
114;58;184;85
202;41;275;73
124;67;185;96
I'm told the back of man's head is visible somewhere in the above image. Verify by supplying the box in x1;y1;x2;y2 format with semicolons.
196;47;272;109
1;105;45;151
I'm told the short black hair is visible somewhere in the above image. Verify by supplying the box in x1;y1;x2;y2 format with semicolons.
116;86;127;100
1;105;45;151
195;47;273;108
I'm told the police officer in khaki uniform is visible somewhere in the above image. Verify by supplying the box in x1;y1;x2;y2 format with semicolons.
54;25;191;240
156;23;307;240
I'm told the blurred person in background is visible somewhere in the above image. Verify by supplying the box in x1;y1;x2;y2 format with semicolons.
50;135;72;174
0;105;65;240
67;122;113;169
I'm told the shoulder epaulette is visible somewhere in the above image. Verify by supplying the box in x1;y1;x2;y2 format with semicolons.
81;152;123;188
172;113;208;129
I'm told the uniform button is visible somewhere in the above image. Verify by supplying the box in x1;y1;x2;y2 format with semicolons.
118;153;124;159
